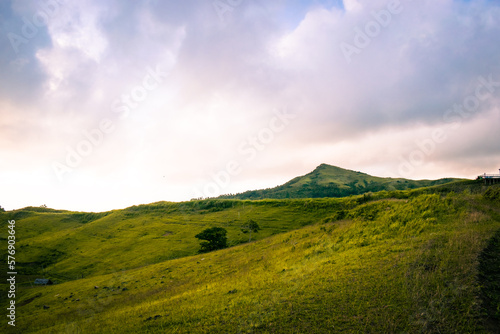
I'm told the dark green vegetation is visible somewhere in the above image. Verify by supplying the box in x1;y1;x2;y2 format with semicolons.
195;227;228;253
241;219;261;241
0;181;499;333
219;164;462;200
478;228;500;331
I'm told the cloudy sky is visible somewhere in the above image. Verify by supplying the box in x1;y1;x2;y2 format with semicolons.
1;0;499;212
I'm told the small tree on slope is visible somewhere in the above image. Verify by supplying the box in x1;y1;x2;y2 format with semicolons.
195;227;228;253
241;219;261;242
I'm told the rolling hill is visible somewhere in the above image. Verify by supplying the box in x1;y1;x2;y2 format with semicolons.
219;164;461;200
0;199;348;281
0;180;499;333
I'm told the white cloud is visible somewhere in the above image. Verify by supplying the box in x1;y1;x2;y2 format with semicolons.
343;0;363;12
1;0;499;211
46;1;108;62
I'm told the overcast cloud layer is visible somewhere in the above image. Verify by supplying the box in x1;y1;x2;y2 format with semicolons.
1;0;499;212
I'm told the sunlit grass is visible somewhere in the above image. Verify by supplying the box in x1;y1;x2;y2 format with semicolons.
1;183;499;333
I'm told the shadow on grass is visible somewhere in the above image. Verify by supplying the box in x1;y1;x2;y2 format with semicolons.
478;229;500;333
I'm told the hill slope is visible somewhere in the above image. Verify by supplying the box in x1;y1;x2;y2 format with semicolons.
1;182;499;333
219;164;461;200
0;199;348;282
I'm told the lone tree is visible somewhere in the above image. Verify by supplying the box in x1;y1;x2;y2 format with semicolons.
195;227;228;253
241;219;261;242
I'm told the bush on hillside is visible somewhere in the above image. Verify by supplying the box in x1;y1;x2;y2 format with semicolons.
195;227;228;253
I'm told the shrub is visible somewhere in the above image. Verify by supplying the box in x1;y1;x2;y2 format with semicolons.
195;227;228;253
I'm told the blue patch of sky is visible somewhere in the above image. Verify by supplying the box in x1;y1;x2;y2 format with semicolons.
0;0;50;102
279;0;344;30
0;0;53;60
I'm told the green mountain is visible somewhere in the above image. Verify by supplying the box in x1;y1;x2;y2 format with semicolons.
219;163;461;199
1;181;499;333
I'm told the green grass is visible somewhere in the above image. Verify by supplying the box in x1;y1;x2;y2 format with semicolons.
0;199;352;282
1;182;499;333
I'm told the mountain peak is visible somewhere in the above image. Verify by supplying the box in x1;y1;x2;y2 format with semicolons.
315;163;332;171
308;164;367;179
314;163;358;173
219;164;461;200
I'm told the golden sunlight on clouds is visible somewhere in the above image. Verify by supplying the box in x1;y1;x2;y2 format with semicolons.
1;0;499;211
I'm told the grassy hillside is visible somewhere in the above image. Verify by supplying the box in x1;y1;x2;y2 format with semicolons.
219;164;461;200
1;181;499;333
0;200;350;282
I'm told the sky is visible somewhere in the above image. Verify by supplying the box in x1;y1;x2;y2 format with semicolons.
1;0;499;212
